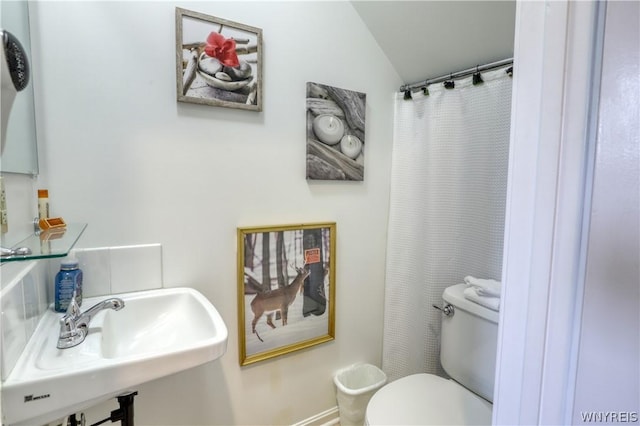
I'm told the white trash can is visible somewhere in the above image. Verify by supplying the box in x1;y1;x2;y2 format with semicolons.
334;363;387;426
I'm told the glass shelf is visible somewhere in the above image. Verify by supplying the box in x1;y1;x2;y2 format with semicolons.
1;223;87;263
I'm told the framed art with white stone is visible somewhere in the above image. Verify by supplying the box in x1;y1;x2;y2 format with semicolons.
175;8;262;111
306;82;366;180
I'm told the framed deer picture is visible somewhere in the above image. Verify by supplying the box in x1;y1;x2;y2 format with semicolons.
237;222;336;365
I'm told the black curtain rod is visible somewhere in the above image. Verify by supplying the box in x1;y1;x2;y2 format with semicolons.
399;57;514;93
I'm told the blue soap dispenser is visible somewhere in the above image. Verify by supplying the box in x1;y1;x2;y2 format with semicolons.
54;257;83;312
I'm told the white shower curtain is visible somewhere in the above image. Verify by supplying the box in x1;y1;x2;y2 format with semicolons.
382;67;513;381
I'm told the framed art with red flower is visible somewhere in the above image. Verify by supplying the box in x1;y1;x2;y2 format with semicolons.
175;8;263;111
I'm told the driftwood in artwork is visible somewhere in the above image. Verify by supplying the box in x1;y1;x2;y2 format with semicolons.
307;155;347;180
182;49;199;95
306;98;345;119
307;139;364;181
322;85;366;143
187;77;253;104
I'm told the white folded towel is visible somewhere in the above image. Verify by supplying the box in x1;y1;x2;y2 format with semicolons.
464;275;502;297
463;287;500;312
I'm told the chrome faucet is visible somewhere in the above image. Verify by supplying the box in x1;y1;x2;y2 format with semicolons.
57;292;125;349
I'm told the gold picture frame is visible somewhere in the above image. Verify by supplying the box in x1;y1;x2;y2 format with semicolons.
175;7;263;111
237;222;336;365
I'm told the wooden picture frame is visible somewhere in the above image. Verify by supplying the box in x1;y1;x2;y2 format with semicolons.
237;223;336;365
175;8;263;111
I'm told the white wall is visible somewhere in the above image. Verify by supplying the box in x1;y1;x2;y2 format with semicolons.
18;1;401;424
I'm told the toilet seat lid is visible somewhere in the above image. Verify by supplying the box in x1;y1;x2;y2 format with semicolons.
365;374;492;425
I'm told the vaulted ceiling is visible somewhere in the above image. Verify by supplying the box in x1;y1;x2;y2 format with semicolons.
351;1;517;86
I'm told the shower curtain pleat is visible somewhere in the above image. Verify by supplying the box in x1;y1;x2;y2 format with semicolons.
382;67;513;382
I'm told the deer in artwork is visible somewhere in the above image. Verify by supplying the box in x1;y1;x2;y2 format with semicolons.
250;265;310;342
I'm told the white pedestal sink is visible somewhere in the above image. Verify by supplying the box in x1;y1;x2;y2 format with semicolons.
2;287;228;425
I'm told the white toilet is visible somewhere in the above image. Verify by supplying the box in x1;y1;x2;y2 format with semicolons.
365;283;499;425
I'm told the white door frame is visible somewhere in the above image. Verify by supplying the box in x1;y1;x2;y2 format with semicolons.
493;1;605;424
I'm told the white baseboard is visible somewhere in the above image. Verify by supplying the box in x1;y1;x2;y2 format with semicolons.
292;406;340;426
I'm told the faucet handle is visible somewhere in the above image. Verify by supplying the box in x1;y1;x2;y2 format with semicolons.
58;292;86;349
59;290;81;336
64;290;81;318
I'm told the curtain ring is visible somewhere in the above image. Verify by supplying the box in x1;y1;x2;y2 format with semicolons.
444;73;455;89
473;65;484;85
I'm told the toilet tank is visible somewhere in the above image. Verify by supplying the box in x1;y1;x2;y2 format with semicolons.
439;283;499;402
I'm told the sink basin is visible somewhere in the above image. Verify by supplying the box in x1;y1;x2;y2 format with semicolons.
2;287;228;425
